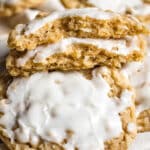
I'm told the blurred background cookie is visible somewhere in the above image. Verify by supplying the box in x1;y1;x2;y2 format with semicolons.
0;0;44;17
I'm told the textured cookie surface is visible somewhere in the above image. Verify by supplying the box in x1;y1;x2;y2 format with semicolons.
6;36;146;77
8;8;149;51
0;67;136;150
0;0;44;17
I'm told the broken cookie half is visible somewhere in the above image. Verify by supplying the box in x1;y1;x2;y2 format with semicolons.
7;35;145;76
8;8;149;51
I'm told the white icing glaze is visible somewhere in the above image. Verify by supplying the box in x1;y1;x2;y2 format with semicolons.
0;68;133;150
39;0;65;12
87;0;142;13
18;8;118;35
129;132;150;150
122;39;150;114
16;36;140;67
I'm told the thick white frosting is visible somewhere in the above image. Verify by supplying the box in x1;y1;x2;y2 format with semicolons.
16;36;140;67
122;38;150;114
39;0;65;12
16;8;118;35
129;132;150;150
87;0;142;13
0;68;133;150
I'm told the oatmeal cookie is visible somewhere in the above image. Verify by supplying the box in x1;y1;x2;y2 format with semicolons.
0;67;136;150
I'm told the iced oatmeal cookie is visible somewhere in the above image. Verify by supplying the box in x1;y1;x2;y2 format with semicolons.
0;67;136;150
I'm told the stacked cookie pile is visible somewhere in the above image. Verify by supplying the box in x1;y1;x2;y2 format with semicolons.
0;0;150;150
6;8;147;76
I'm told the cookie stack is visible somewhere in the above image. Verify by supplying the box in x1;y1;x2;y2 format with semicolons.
7;8;148;76
0;3;149;150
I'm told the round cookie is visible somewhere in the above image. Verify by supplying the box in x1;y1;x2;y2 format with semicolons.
0;67;136;150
